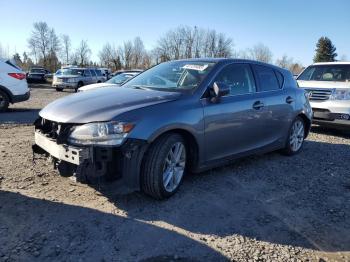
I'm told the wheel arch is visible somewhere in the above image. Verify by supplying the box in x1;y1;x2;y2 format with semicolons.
147;127;200;172
0;85;13;103
297;113;311;138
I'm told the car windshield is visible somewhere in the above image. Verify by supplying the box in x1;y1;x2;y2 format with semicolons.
31;69;46;73
107;73;135;84
56;69;84;76
298;64;350;82
125;61;216;91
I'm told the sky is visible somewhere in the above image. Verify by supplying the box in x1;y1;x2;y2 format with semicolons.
0;0;349;66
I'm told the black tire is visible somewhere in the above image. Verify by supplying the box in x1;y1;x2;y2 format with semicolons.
281;116;306;156
141;133;187;200
0;89;10;112
56;88;63;92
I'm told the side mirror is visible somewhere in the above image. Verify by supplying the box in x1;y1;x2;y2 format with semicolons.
210;82;230;103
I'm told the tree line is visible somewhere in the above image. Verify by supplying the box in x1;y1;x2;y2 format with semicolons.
1;21;345;74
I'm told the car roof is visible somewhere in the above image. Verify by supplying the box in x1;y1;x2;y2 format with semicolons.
312;62;350;65
173;58;287;72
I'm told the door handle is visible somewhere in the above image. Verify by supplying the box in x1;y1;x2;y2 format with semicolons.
286;96;294;104
252;101;264;110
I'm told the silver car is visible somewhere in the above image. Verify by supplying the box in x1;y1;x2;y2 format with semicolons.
297;62;350;128
52;68;104;92
33;59;312;199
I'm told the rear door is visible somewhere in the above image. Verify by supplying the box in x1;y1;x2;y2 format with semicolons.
84;70;92;84
90;69;98;83
203;63;267;162
251;64;295;147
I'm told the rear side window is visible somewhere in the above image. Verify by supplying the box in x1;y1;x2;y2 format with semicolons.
253;65;280;92
275;70;284;88
90;69;96;76
84;70;91;77
95;70;102;76
214;63;256;96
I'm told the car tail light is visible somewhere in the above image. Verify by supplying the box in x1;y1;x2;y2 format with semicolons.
8;73;26;80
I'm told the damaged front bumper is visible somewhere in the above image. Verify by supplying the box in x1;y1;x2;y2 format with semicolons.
33;131;91;165
32;129;148;191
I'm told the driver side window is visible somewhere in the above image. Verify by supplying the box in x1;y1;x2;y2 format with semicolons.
214;64;256;96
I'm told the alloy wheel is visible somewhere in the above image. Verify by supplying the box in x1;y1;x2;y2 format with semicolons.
290;119;305;152
162;142;186;192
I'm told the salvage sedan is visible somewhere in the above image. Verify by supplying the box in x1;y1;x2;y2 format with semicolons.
33;59;312;199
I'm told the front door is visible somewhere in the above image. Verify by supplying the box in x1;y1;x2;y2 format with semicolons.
203;63;266;162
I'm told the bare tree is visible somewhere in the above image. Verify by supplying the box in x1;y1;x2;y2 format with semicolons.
119;41;133;69
99;43;122;71
248;43;273;63
155;26;233;61
27;22;61;71
61;34;71;65
27;22;50;67
131;37;145;68
276;55;293;69
75;40;91;66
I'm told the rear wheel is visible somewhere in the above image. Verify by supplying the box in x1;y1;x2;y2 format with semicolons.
141;133;187;199
0;90;10;112
282;116;305;155
56;88;63;92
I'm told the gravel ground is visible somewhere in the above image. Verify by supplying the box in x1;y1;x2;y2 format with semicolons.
0;87;349;262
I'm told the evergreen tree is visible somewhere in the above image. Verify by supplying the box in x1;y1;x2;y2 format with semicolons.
313;37;337;62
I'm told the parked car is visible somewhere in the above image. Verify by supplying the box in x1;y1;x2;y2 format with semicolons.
297;62;350;128
99;67;112;79
78;71;141;92
26;67;50;83
110;69;143;78
33;59;312;199
52;67;103;92
0;59;30;111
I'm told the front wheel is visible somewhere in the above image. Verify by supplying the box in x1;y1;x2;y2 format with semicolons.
282;116;305;155
56;88;63;92
141;133;187;199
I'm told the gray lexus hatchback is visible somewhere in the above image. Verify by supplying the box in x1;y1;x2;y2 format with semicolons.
33;59;312;199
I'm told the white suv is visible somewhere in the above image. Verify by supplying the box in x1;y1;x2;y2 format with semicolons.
297;62;350;128
0;59;30;111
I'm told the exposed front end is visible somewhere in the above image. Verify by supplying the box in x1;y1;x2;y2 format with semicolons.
32;117;147;190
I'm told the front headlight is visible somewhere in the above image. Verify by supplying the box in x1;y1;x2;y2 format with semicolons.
331;89;350;100
68;122;134;146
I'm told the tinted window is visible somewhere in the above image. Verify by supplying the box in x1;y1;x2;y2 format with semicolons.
214;64;256;96
84;70;91;77
297;65;350;82
89;69;96;76
275;70;284;88
95;70;102;76
254;65;280;91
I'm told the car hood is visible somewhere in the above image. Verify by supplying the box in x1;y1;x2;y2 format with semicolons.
79;83;117;92
39;86;181;123
297;80;350;89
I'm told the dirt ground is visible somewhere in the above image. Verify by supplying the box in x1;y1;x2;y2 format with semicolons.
0;87;350;262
